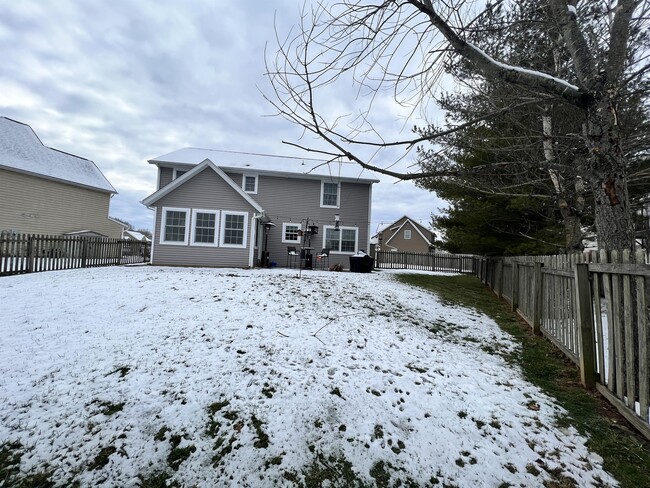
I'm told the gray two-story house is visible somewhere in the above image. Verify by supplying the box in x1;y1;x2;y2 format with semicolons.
142;148;379;269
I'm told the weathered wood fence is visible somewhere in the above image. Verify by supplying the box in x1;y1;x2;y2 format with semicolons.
375;251;476;273
0;234;150;277
477;250;650;440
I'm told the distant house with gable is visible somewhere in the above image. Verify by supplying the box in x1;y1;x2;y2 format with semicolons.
0;117;124;239
375;216;435;253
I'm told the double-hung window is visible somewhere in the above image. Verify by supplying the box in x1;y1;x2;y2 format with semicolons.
243;174;258;194
161;207;189;245
191;209;219;246
282;223;301;244
321;181;340;208
323;225;358;253
404;229;412;240
220;211;248;248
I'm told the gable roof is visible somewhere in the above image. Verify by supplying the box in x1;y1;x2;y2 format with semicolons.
379;216;433;246
142;158;263;212
123;230;151;242
0;117;116;193
149;147;380;184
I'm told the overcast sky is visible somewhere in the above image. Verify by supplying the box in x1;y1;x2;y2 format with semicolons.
0;0;447;234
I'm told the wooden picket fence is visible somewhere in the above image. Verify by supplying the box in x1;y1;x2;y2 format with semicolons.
477;250;650;440
375;250;476;273
0;233;150;276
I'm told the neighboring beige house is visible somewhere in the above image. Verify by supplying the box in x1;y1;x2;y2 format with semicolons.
0;117;124;238
375;216;434;253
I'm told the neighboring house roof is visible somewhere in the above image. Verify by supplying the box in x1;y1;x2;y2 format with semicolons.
0;116;116;193
149;147;380;184
142;158;264;212
64;230;108;237
123;230;150;242
378;216;433;246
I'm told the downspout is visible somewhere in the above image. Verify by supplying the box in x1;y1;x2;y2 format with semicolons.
150;207;157;264
250;212;264;267
367;184;373;253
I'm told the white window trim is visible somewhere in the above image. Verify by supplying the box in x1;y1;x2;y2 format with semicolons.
173;168;188;180
160;207;190;245
190;209;220;247
404;229;412;240
242;174;258;194
320;180;340;208
281;223;302;244
220;211;249;248
323;225;358;254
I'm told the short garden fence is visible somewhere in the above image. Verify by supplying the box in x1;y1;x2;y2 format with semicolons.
375;251;476;273
0;233;150;277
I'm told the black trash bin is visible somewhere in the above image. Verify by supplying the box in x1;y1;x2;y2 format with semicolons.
349;254;374;273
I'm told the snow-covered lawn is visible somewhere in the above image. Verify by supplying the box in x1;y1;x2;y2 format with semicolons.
0;266;616;487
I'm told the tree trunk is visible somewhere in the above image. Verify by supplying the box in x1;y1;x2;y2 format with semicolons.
585;96;635;252
563;214;584;251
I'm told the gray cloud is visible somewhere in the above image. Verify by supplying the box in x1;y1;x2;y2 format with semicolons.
0;0;443;232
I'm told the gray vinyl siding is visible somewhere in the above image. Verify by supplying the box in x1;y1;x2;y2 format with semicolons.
226;171;371;269
159;167;173;189
0;168;123;238
152;167;256;267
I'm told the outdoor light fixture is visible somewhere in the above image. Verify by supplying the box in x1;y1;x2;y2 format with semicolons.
334;214;340;230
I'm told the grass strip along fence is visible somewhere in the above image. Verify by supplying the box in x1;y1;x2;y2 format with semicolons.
477;250;650;441
397;273;650;488
0;233;150;276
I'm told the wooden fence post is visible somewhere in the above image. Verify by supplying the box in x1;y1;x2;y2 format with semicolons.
26;234;34;273
531;262;543;335
575;263;596;389
511;261;520;312
81;238;88;268
496;260;504;297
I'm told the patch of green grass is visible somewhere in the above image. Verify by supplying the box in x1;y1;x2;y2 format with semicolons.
89;445;117;470
106;365;130;378
1;441;22;482
396;273;650;488
264;454;284;469
369;460;391;488
154;426;170;442
251;415;270;449
138;470;180;488
95;400;125;416
0;442;64;486
167;435;196;472
262;383;276;398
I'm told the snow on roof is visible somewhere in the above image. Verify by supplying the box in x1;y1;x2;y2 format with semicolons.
0;117;116;193
123;230;150;241
149;147;380;183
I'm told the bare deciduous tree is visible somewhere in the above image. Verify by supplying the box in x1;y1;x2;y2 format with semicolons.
267;0;650;252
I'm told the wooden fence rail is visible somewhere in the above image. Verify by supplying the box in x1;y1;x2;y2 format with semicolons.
375;251;476;274
0;234;150;277
477;250;650;440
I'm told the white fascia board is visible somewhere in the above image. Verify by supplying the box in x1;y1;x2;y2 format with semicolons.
141;158;263;213
384;221;407;246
